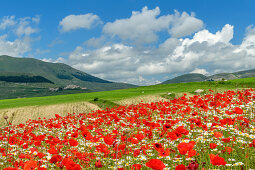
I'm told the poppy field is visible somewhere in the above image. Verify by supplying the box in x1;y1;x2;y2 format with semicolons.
1;89;255;169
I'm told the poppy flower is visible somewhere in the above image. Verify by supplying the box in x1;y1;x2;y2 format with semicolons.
175;164;186;170
146;159;166;170
177;141;195;155
153;143;163;151
158;148;170;157
209;154;226;166
187;161;199;170
222;137;231;143
24;160;38;170
132;164;142;170
133;149;140;157
167;132;178;140
187;149;197;157
135;133;145;141
95;160;103;168
209;143;217;149
234;107;243;114
104;135;115;145
69;138;79;146
48;148;58;154
214;132;223;138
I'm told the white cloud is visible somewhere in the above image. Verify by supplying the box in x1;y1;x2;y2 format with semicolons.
0;35;31;57
169;11;204;37
0;16;16;30
41;57;65;63
103;7;203;44
103;6;173;44
59;13;101;32
0;15;40;57
67;23;255;85
15;17;39;36
84;36;105;47
190;68;208;75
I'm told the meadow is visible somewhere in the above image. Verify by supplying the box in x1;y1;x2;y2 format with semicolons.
1;77;255;110
0;88;255;169
1;77;255;169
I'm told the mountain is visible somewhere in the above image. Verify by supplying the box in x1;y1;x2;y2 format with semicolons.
208;73;238;80
161;73;208;84
161;69;255;84
0;55;136;92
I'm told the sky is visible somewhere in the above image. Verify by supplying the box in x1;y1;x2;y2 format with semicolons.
1;0;255;85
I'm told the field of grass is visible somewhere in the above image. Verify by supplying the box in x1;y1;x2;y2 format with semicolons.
1;77;255;110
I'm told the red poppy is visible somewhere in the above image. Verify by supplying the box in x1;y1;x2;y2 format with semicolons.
135;133;145;141
158;148;170;157
209;143;217;149
133;149;140;157
69;138;79;146
48;148;58;154
177;141;195;155
214;132;223;138
222;137;231;143
187;161;199;170
95;160;103;168
24;160;38;170
175;164;186;170
153;143;163;151
146;159;166;170
104;135;115;145
132;164;142;170
234;107;243;114
187;149;197;157
209;154;226;166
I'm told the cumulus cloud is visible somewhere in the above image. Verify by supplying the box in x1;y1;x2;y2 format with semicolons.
0;15;40;57
84;36;105;47
103;6;173;44
103;7;203;44
59;14;101;32
169;11;204;37
190;68;208;75
0;16;16;29
0;35;31;57
67;23;255;85
15;16;40;36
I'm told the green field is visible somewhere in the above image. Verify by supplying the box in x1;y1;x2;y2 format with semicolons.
1;77;255;110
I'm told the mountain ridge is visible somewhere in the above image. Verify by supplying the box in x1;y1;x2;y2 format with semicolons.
161;69;255;84
0;55;136;92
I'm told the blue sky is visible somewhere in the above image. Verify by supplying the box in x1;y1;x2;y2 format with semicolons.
1;0;255;85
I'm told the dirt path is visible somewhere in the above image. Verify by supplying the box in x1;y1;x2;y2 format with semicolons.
0;93;196;126
0;102;100;126
116;95;168;105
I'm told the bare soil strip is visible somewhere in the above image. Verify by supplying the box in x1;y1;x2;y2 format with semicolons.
0;102;100;126
0;93;195;126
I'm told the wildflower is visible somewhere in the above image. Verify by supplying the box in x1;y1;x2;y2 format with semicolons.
146;159;165;170
24;160;38;170
95;160;103;168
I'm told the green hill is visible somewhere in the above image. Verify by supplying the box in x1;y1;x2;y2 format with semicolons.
0;55;136;99
161;69;255;84
1;76;255;110
161;73;208;84
0;55;136;91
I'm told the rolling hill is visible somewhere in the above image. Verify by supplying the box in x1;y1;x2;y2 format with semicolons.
161;73;208;84
0;55;136;99
161;69;255;84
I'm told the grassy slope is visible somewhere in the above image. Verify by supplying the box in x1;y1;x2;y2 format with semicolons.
1;77;255;110
0;55;136;92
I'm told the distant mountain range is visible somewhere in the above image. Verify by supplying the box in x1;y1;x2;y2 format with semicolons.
0;55;136;99
161;69;255;84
